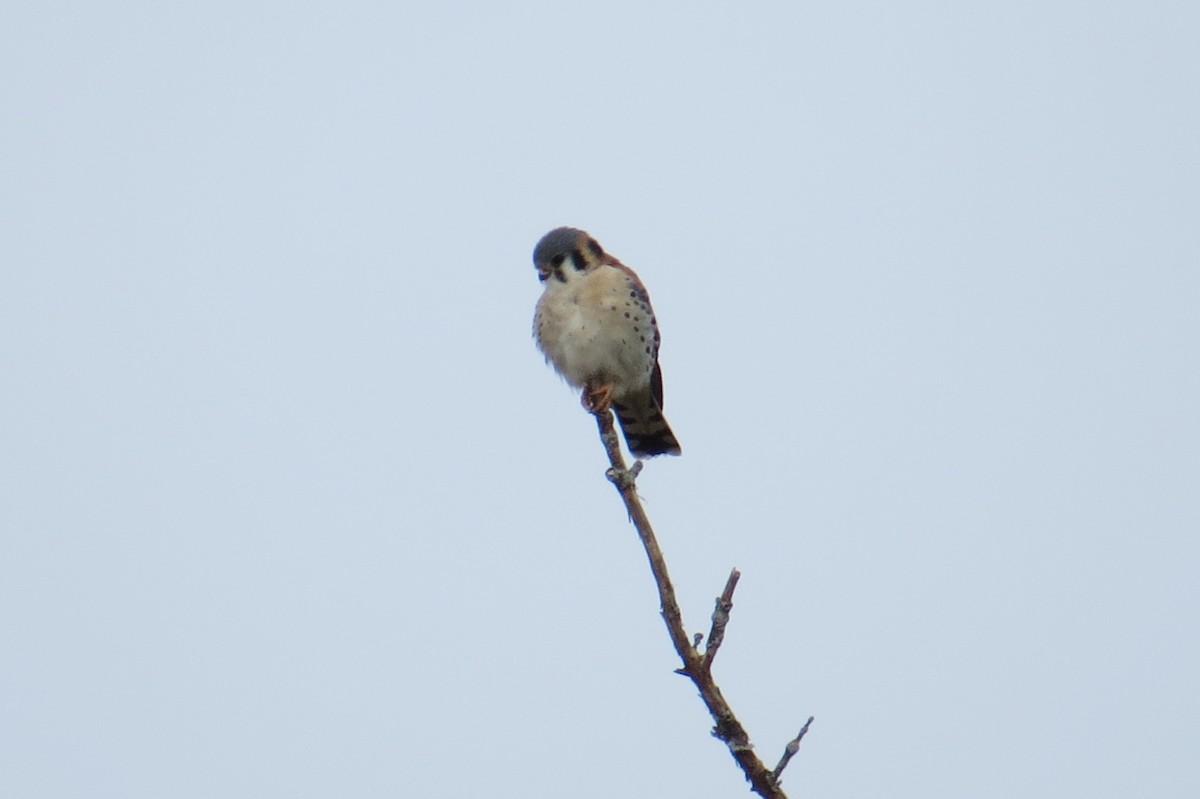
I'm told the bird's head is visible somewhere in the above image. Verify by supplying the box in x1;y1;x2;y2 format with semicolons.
533;227;606;283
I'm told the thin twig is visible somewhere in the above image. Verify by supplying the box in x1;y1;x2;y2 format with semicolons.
772;717;816;783
590;405;811;799
593;409;693;665
703;568;740;669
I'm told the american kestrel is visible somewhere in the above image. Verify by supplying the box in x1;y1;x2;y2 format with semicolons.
532;227;682;458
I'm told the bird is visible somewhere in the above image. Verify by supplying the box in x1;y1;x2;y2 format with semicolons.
532;226;682;458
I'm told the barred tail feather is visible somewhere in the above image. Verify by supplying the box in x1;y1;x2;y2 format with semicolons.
613;395;682;458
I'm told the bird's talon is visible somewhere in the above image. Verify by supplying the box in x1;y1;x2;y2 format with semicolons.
582;384;614;413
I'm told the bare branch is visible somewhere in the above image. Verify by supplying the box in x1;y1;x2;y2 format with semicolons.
589;405;812;798
772;717;816;783
703;567;741;669
595;409;694;667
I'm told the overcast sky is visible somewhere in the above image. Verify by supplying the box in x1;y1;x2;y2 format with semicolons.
3;1;1198;797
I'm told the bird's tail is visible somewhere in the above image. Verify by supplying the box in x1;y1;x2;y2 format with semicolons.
613;394;682;458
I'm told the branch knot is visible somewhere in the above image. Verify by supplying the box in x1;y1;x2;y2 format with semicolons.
604;461;642;490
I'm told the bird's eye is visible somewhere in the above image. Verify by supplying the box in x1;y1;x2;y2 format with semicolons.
550;254;565;267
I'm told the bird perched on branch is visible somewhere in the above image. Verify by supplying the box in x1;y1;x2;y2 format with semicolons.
532;227;682;458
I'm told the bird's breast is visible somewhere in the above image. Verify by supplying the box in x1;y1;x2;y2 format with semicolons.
535;267;655;392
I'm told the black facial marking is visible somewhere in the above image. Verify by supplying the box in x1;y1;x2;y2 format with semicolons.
587;238;604;258
571;248;587;270
551;253;565;268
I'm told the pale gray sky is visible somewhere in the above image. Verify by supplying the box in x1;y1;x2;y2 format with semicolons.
3;1;1198;797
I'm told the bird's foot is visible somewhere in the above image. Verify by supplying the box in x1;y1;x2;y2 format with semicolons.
582;384;614;413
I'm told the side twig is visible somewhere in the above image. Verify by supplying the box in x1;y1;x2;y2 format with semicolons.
591;406;812;798
703;568;740;670
772;717;816;782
